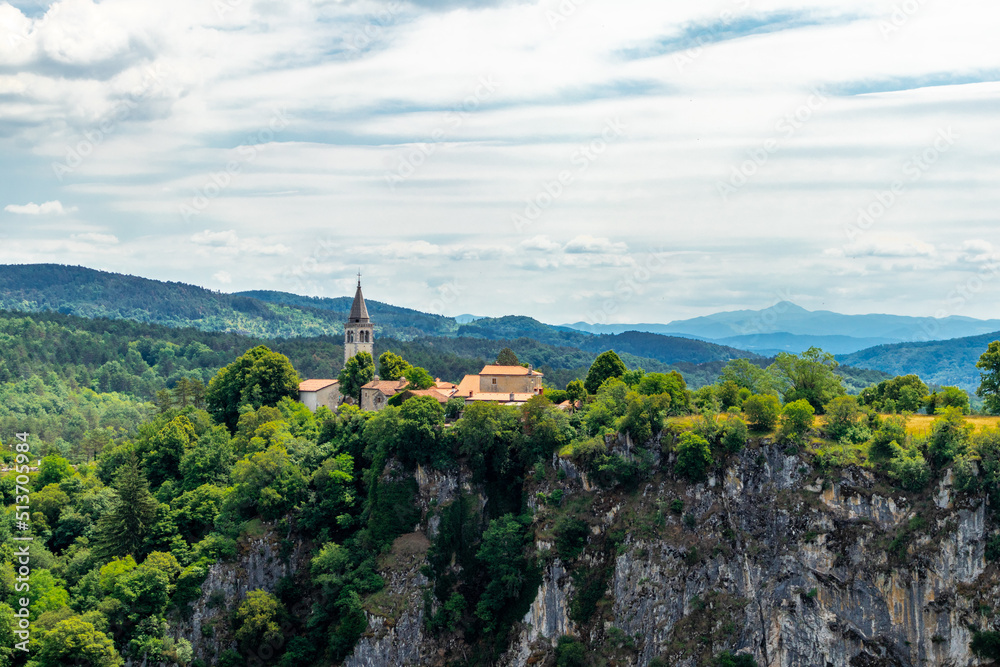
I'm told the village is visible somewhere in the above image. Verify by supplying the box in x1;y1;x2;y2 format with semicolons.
296;278;572;414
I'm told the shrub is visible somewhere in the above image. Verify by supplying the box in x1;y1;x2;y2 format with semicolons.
824;395;864;441
715;651;759;667
554;516;589;560
719;416;748;454
741;394;780;431
869;416;906;462
556;635;586;667
675;432;713;482
669;499;684;514
780;399;814;441
986;534;1000;562
971;630;1000;660
928;406;972;468
888;448;931;491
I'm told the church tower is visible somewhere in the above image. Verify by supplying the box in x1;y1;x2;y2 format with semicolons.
344;274;374;364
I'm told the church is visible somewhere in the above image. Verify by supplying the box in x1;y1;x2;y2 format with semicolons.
296;275;373;412
298;275;544;413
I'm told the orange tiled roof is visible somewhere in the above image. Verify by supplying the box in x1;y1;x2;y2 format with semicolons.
456;375;479;397
299;379;338;392
466;392;536;403
402;388;456;403
479;365;542;376
361;379;409;396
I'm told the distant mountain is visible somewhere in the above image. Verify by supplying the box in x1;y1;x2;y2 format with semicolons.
837;331;1000;393
714;332;898;355
563;301;1000;354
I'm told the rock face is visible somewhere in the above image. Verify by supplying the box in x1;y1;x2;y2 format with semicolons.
343;443;996;667
171;532;302;665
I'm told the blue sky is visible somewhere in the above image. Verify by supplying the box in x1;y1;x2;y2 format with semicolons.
1;0;999;325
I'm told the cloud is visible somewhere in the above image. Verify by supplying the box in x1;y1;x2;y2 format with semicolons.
191;230;239;247
520;235;561;252
564;235;628;255
844;235;936;259
4;200;75;215
213;270;232;284
71;232;118;244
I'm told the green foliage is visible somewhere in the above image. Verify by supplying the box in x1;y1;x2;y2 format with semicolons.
718;358;774;395
338;351;375;403
868;415;907;462
925;386;970;415
585;351;627;394
741;394;781;431
403;366;436;390
767;347;844;413
565;380;586;407
887;446;931;491
553;516;589;560
496;347;520;366
719;416;748;454
377;351;411;381
859;374;928;413
637;371;689;414
365;477;420;551
235;590;285;653
675;432;713;483
928;407;972;468
93;453;159;560
444;397;464;420
977;341;1000;414
475;514;531;633
398;395;446;466
715;651;759;667
971;630;1000;659
620;392;671;443
37;455;74;487
229;445;307;522
823;395;865;441
555;635;586;667
35;616;122;667
716;380;742;411
780;399;814;441
206;346;300;431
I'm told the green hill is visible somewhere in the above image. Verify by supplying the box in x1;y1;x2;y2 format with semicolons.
837;331;1000;392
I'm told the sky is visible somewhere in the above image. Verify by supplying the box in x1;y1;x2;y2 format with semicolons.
1;0;999;325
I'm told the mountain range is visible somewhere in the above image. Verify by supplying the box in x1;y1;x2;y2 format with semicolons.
563;301;1000;355
1;264;997;393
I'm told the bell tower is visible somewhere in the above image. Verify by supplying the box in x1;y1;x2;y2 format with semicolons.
344;272;374;364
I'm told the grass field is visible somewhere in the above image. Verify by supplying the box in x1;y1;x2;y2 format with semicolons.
902;414;1000;436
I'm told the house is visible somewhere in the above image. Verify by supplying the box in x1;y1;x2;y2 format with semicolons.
360;378;408;411
299;379;342;412
455;364;544;405
362;378;459;411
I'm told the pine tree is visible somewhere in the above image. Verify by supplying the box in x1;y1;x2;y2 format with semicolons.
93;453;159;559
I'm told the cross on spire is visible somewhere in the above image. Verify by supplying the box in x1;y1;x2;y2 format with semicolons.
357;270;362;287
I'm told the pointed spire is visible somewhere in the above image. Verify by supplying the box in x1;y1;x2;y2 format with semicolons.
348;275;370;323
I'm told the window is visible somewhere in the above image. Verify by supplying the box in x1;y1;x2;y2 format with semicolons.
492;378;497;385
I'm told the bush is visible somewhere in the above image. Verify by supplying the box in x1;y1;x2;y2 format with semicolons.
928;407;972;468
553;516;589;560
719;416;748;454
715;651;759;667
824;396;864;441
556;635;586;667
780;399;814;441
869;416;906;462
971;630;1000;660
742;394;780;431
675;432;713;482
888;448;931;491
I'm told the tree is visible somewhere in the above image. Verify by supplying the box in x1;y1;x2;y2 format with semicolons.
398;395;446;466
475;514;530;632
235;590;285;654
378;351;411;381
35;617;122;667
780;399;815;441
339;351;375;403
978;341;1000;415
206;345;300;431
637;372;689;414
565;380;586;409
767;347;844;412
403;365;435;390
741;394;781;431
584;351;627;394
823;395;864;441
925;386;970;415
37;455;74;487
93;453;159;559
718;358;774;395
496;347;520;366
928;406;972;468
675;432;713;482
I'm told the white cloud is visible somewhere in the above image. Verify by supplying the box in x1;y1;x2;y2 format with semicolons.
71;232;119;244
564;235;628;255
4;200;76;215
520;235;561;252
191;229;239;247
213;270;232;284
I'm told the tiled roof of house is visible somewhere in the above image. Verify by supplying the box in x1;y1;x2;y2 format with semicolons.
456;375;479;397
401;388;456;404
465;392;536;403
479;365;542;376
299;379;339;392
361;379;408;396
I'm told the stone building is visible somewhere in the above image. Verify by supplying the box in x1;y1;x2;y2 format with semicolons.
344;276;374;364
455;364;544;404
298;379;341;412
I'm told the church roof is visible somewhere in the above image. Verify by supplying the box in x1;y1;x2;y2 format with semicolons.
348;279;370;323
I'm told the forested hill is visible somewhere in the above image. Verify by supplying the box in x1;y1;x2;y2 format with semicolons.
0;265;451;340
837;330;1000;393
